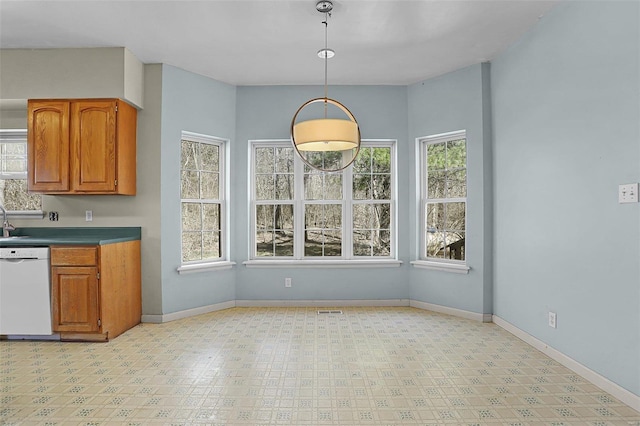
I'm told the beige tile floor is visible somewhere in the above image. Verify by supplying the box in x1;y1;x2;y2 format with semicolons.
1;307;639;425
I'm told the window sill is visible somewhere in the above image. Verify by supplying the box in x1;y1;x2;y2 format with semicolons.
410;260;470;274
6;210;45;219
177;261;235;274
243;259;403;268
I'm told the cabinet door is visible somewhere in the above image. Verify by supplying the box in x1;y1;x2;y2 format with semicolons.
27;101;70;192
51;266;100;332
70;100;117;192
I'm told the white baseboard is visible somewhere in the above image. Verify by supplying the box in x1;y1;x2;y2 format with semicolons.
493;315;640;413
235;299;410;308
141;300;236;323
410;300;491;322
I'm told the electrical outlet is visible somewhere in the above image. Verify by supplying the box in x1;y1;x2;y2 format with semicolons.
285;278;292;288
48;212;59;221
548;311;557;328
85;210;93;221
619;183;639;203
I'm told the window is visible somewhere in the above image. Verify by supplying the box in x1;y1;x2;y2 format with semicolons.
251;140;396;262
180;132;226;265
420;131;466;263
0;130;42;212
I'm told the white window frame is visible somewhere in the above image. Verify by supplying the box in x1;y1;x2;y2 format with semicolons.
412;130;470;274
177;131;233;274
245;139;401;268
0;129;43;218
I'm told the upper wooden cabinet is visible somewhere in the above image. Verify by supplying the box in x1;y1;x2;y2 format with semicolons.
27;99;137;195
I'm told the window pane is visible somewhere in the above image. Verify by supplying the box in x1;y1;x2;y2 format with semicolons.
182;203;201;231
256;231;274;257
427;143;445;171
304;230;323;256
426;203;445;231
324;230;342;256
446;139;466;169
275;148;293;173
274;230;294;256
325;204;342;228
374;203;391;229
256;147;274;173
256;205;274;229
304;152;324;170
304;173;323;200
353;204;373;229
275;204;294;230
353;230;372;256
426;231;445;258
372;147;391;173
305;204;323;229
325;174;342;200
427;171;446;199
446;202;466;231
323;152;342;171
181;140;198;170
200;144;219;172
372;174;391;200
444;231;465;261
182;232;202;262
181;171;199;199
275;175;293;200
201;171;219;199
353;147;371;173
203;231;220;258
353;174;371;200
446;169;466;198
203;203;220;231
255;175;275;200
0;179;41;210
373;230;391;256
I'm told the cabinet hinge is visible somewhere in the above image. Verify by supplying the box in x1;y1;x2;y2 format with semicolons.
98;319;102;327
115;104;118;112
96;272;100;280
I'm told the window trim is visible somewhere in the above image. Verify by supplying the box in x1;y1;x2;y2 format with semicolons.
416;130;469;272
248;139;397;263
0;129;44;218
177;131;230;272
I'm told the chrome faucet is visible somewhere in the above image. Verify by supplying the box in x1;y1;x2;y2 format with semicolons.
0;204;15;237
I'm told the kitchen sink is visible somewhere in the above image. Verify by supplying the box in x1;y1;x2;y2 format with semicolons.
0;236;29;239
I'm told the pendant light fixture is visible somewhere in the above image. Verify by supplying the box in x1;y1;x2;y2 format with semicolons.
290;0;361;172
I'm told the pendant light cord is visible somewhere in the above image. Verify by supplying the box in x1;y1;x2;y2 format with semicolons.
323;14;329;118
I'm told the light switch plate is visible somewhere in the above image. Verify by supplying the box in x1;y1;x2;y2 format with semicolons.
619;183;639;203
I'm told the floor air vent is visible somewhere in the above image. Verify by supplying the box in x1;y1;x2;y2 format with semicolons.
317;310;343;314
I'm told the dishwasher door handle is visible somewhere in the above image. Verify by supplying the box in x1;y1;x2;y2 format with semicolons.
0;258;39;264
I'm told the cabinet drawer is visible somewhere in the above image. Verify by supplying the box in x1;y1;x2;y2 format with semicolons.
51;246;98;266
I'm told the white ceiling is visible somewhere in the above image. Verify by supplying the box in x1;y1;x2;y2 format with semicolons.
0;0;558;86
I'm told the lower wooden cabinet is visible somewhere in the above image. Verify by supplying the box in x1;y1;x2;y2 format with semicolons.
51;265;100;333
50;241;141;341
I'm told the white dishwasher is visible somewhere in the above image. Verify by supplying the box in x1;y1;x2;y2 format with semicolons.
0;247;53;335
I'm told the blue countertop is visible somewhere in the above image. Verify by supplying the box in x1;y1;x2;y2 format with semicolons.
0;227;141;247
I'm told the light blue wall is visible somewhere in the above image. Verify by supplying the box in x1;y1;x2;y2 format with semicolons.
160;65;237;314
234;86;410;300
407;64;494;315
492;1;639;395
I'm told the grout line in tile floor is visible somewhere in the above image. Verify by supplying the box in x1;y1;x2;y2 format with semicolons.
1;306;639;425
